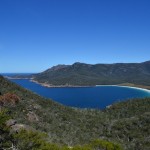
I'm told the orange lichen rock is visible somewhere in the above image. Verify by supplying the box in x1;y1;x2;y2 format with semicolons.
0;93;20;106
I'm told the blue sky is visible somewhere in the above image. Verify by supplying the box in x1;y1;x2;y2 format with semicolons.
0;0;150;73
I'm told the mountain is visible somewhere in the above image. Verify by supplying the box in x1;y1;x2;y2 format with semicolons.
0;75;150;149
32;61;150;86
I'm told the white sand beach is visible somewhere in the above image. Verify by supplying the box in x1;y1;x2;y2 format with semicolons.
96;85;150;94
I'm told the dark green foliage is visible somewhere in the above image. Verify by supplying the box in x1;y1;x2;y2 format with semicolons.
13;130;61;150
104;98;150;118
88;139;123;150
0;109;12;148
0;109;122;150
33;61;150;86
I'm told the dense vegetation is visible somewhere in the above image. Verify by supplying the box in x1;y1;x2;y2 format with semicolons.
32;61;150;86
0;76;150;149
0;110;122;150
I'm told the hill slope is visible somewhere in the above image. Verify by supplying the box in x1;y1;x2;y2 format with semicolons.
0;76;150;149
32;61;150;86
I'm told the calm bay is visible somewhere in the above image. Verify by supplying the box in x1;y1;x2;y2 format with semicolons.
9;78;150;109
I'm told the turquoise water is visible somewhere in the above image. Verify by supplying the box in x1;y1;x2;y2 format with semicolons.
9;78;150;109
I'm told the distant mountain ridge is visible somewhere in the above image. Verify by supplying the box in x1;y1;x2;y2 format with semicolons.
32;60;150;86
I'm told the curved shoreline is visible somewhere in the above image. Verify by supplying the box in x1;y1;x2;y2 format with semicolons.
96;85;150;94
30;79;93;88
31;79;150;93
4;76;30;80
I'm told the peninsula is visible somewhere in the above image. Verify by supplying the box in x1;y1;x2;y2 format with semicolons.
31;61;150;87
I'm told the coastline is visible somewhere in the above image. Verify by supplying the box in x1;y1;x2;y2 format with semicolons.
30;79;94;88
4;76;30;80
96;84;150;94
31;79;150;93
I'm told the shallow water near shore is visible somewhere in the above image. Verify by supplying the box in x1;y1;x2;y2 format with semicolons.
9;78;150;109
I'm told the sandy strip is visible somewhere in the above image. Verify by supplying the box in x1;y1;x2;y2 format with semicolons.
96;85;150;94
30;79;93;88
4;76;30;80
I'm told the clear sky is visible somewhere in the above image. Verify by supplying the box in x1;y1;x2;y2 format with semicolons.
0;0;150;73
